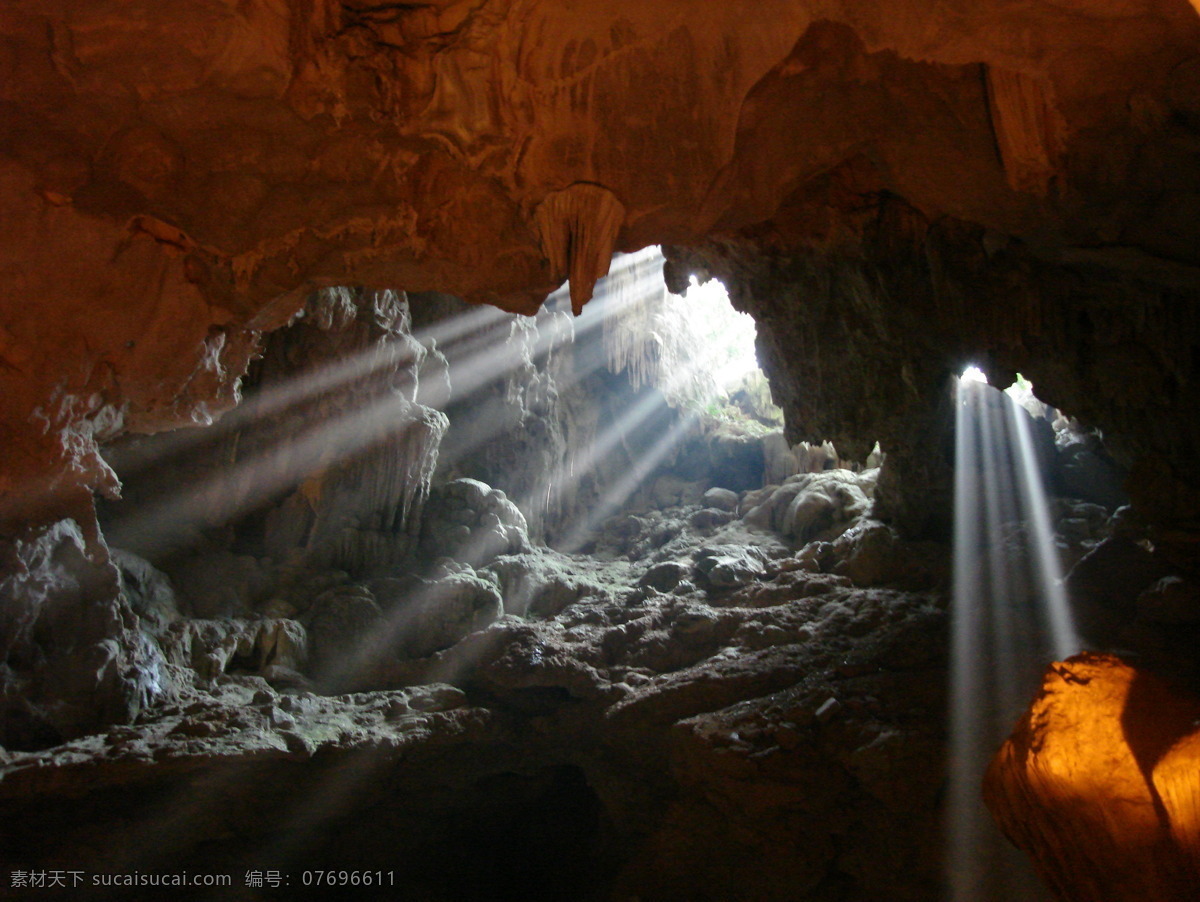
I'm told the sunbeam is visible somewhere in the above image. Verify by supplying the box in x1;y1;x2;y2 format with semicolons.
104;244;739;565
106;385;441;558
558;409;703;553
105;298;576;557
947;368;1082;902
84;244;769;898
513;386;672;534
107;297;511;481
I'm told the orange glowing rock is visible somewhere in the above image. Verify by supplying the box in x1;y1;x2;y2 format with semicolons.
985;652;1200;901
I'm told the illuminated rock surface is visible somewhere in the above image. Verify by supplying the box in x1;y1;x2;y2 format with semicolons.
985;653;1200;902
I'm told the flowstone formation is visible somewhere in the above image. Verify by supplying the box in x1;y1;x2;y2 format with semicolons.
985;653;1200;902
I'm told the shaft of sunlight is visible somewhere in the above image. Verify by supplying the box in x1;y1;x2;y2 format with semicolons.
1007;396;1080;659
110;301;511;479
949;378;986;900
559;410;701;553
948;370;1081;902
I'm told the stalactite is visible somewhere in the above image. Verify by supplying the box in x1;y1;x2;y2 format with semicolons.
985;66;1067;197
276;288;450;573
596;248;730;411
534;183;626;315
601;249;666;393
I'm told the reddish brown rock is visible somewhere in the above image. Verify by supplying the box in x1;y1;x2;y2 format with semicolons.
2;0;1200;534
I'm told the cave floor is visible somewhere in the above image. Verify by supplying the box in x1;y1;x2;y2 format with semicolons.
3;503;970;901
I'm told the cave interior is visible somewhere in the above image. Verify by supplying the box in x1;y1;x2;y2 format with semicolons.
2;1;1200;900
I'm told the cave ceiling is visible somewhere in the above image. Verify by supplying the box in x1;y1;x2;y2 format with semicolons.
2;0;1200;529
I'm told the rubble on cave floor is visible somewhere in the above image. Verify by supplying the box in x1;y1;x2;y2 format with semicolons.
0;467;955;897
0;460;1136;901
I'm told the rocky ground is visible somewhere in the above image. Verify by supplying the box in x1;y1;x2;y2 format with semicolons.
1;461;1141;902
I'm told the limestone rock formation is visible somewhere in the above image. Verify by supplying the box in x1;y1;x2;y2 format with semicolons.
0;520;171;748
420;291;596;546
985;653;1200;902
421;478;530;565
395;561;505;659
161;616;308;684
2;1;1200;898
0;473;954;901
104;286;447;579
3;0;1200;540
742;469;879;543
534;183;626;315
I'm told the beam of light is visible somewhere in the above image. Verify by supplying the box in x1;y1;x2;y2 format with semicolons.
103;248;670;563
513;386;673;530
433;327;618;476
552;335;720;554
107;299;513;480
327;256;699;684
68;248;729;887
1007;399;1078;659
511;313;718;549
106;386;438;557
103;304;573;556
433;251;664;410
557;409;702;553
508;254;753;548
434;246;678;533
949;377;986;902
374;248;656;420
947;370;1082;902
407;276;656;478
436;307;574;403
978;384;1021;720
105;244;665;506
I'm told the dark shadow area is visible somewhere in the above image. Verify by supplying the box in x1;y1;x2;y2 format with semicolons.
1119;667;1200;895
1;758;611;902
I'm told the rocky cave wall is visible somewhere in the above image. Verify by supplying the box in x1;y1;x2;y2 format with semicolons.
2;257;789;749
1;361;1159;901
662;196;1177;537
3;1;1200;899
3;0;1200;539
102;286;449;601
99;273;777;607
